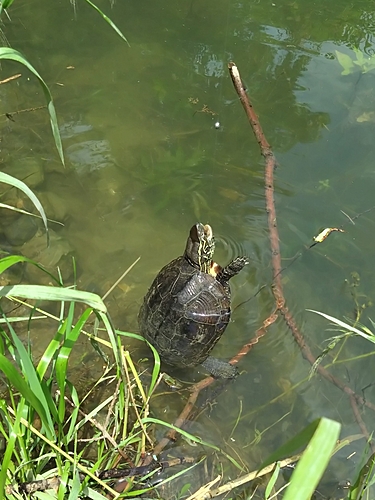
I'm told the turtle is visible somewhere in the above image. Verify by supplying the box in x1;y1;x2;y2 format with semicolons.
138;223;248;378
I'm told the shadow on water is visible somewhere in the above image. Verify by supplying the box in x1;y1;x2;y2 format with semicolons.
1;0;375;496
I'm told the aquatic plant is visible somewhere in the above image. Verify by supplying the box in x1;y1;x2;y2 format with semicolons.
336;48;375;75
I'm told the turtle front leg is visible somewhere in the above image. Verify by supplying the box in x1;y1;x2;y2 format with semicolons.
216;256;249;285
201;356;238;379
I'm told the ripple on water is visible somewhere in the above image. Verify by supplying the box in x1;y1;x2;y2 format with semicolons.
215;234;248;265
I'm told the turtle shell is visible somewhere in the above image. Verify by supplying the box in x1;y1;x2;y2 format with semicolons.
138;254;231;368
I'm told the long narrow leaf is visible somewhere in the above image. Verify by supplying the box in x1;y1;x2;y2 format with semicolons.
0;399;24;496
0;47;64;165
0;0;15;15
98;311;119;362
0;315;46;323
37;323;66;380
116;330;161;397
0;255;60;284
0;354;54;438
55;308;92;422
5;317;58;429
265;462;281;498
0;284;106;312
0;173;49;244
84;0;130;46
259;419;321;470
64;381;80;443
283;418;341;500
142;417;209;445
0;201;63;226
308;309;375;344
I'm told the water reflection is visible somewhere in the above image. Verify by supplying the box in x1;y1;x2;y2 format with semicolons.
2;0;375;496
60;120;93;140
67;139;114;173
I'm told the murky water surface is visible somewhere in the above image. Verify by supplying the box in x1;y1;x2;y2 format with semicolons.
2;0;375;495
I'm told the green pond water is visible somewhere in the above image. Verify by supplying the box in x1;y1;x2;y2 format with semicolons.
2;0;375;496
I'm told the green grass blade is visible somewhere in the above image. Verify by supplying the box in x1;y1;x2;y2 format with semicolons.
0;0;15;15
0;284;106;312
55;306;74;423
116;330;161;396
0;315;46;323
0;48;64;165
0;399;24;496
98;311;119;363
283;418;341;500
145;341;161;396
0;354;54;438
265;461;281;498
36;324;66;380
308;309;375;344
83;487;109;500
259;419;321;470
0;255;60;285
58;461;71;500
64;381;80;442
0;201;63;227
349;452;375;499
142;417;210;445
5;317;58;428
84;0;130;46
55;308;92;423
67;471;81;500
0;255;35;274
0;172;49;243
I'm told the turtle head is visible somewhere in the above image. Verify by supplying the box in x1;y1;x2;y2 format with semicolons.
184;223;215;273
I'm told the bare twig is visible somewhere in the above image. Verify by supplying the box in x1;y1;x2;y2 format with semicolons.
0;73;21;85
102;257;141;301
